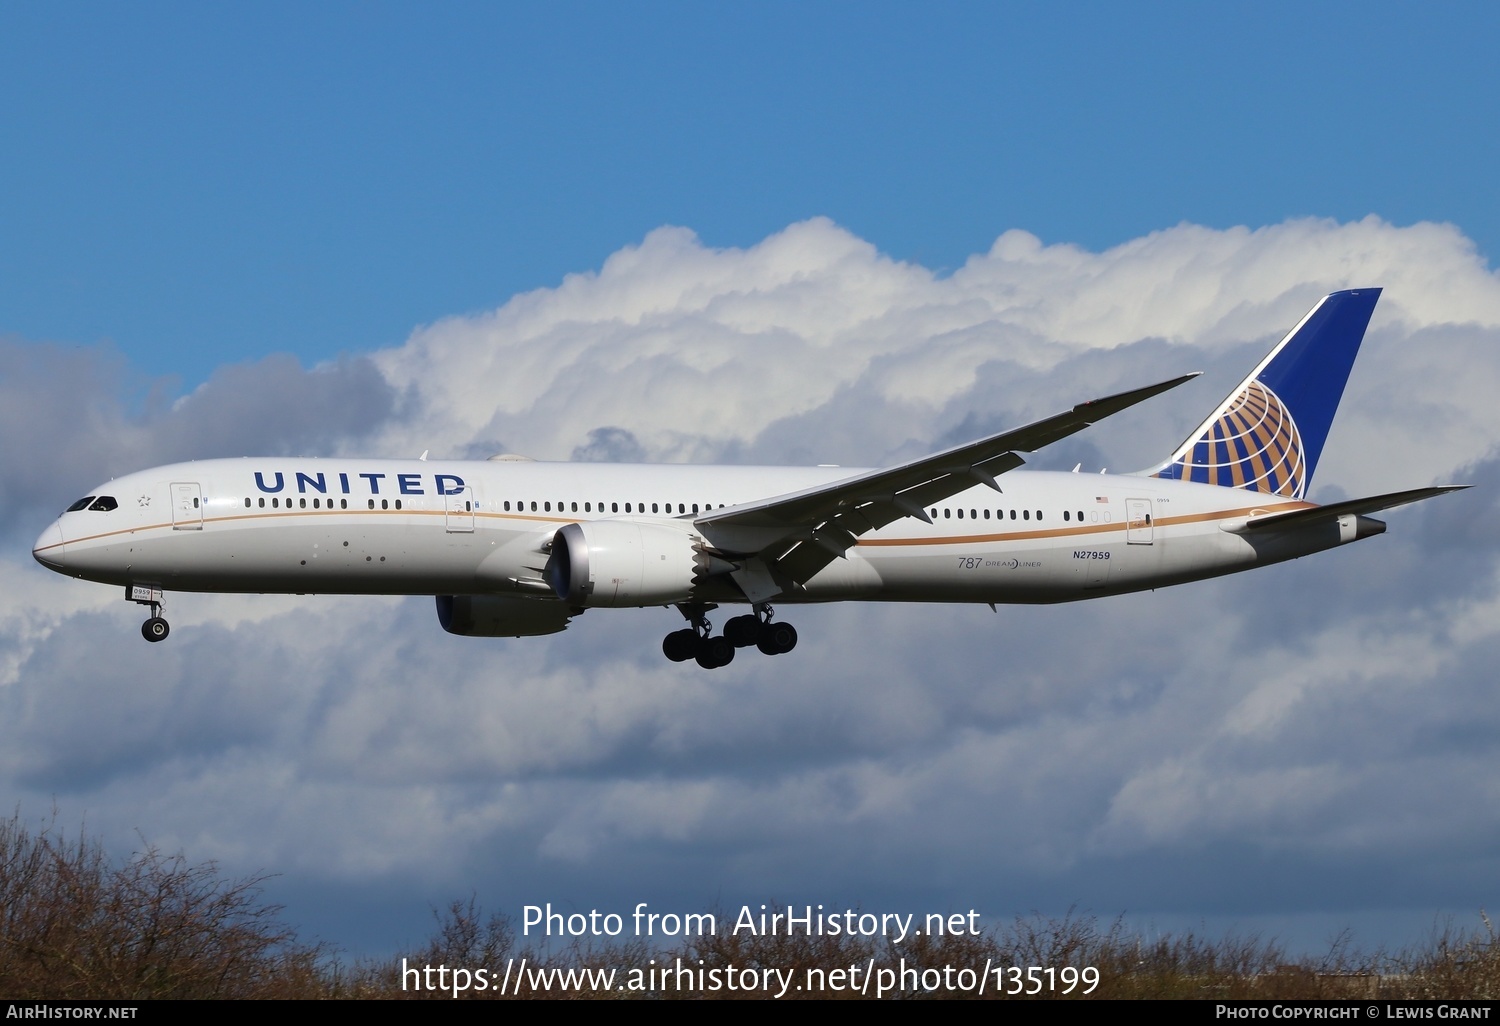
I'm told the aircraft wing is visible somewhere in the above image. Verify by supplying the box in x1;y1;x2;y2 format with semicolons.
695;373;1199;594
1235;485;1467;532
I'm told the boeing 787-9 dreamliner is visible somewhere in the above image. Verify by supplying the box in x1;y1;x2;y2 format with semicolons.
34;289;1462;667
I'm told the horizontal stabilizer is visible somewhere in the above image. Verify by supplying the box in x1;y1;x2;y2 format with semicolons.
1238;485;1466;532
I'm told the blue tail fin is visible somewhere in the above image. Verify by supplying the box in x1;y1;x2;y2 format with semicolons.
1149;288;1381;499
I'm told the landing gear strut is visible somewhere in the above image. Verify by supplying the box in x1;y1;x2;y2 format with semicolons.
662;603;796;667
128;584;170;643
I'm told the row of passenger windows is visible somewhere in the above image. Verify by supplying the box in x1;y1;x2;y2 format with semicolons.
243;497;409;510
502;500;725;514
249;496;349;509
222;497;1099;523
236;497;727;514
932;507;1092;522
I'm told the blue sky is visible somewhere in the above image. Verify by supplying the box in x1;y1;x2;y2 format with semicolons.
5;3;1498;387
5;4;1500;963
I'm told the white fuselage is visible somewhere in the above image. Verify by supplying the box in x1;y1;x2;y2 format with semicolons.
33;457;1353;606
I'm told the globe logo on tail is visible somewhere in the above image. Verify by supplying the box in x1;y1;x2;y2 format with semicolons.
1158;378;1307;498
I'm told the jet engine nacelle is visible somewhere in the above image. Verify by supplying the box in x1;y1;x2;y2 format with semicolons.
545;519;700;607
435;594;575;637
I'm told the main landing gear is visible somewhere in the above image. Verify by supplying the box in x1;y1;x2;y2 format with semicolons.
662;604;797;669
128;584;170;643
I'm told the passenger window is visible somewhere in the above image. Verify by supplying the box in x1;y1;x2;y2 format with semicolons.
245;498;251;508
612;502;619;513
259;498;266;508
368;499;375;509
395;500;402;510
381;500;389;510
1023;510;1029;520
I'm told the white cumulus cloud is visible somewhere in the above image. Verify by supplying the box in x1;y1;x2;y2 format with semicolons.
3;215;1498;953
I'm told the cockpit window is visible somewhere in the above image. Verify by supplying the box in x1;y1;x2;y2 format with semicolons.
66;497;96;513
88;496;118;512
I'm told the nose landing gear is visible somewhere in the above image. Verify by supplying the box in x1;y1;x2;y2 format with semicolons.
128;584;170;643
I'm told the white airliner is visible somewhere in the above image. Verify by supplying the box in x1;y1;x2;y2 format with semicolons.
33;288;1461;667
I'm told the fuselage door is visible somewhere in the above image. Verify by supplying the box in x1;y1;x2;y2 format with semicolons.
446;487;476;533
1125;498;1153;544
171;482;203;531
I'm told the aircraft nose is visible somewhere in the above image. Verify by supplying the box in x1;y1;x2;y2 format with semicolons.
33;521;66;570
